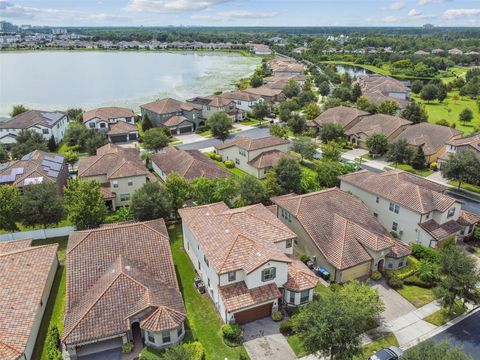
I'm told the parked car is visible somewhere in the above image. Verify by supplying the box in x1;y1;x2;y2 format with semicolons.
314;267;330;281
194;277;206;294
368;346;403;360
304;259;315;269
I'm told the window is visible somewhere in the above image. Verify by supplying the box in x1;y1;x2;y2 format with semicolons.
207;278;210;287
286;239;293;248
100;123;106;128
392;222;398;231
120;193;130;202
389;203;400;214
127;117;133;123
204;255;209;267
399;260;404;267
177;326;183;338
447;207;456;218
235;158;240;165
239;149;246;156
42;128;49;134
198;261;201;270
388;263;393;269
127;178;133;186
207;106;211;111
162;331;171;344
228;271;236;282
281;209;292;222
289;291;295;304
373;213;378;218
89;122;95;128
112;180;118;188
300;290;310;304
375;196;379;203
262;267;276;282
147;331;155;343
425;212;430;220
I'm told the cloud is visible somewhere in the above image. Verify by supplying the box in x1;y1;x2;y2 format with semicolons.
191;10;279;22
0;1;72;18
124;0;231;13
382;15;401;23
0;1;13;10
442;8;480;19
408;8;421;16
389;1;405;10
88;14;131;22
419;0;453;5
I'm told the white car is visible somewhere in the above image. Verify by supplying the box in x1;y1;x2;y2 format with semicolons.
368;346;403;360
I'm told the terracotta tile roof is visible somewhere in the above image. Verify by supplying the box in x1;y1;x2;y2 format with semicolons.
448;133;480;152
218;281;281;312
106;121;138;136
387;239;412;258
313;106;369;129
272;188;400;270
83;107;134;123
396;123;463;156
285;257;318;291
340;170;458;214
100;183;116;199
0;238;32;254
242;87;284;98
179;202;295;274
151;147;229;181
0;243;58;360
221;90;262;102
356;74;409;97
457;210;480;226
345;114;412;138
140;98;197;114
248;150;296;169
63;220;185;345
215;135;289;151
419;219;463;241
140;306;186;332
188;95;234;108
0;110;66;129
162;115;193;127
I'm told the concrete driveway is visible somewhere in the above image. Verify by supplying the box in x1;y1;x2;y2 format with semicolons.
174;133;207;144
242;317;296;360
370;280;416;322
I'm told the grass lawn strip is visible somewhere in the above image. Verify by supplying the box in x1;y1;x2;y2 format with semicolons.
423;301;466;326
395;163;434;177
448;181;480;194
287;334;308;357
396;285;434;308
354;333;399;360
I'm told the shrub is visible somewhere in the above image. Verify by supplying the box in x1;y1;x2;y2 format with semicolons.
403;274;434;288
300;254;310;263
184;342;205;360
224;160;235;168
222;324;242;342
370;271;382;281
280;319;294;335
214;154;222;162
411;244;438;263
45;325;62;360
208;152;217;160
272;311;283;321
286;306;301;317
430;162;438;171
122;342;134;354
239;354;249;360
387;274;404;289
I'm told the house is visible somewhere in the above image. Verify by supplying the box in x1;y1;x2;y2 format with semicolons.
82;107;135;131
0;110;69;146
395;123;463;163
215;136;292;179
431;48;445;54
448;48;463;56
264;74;307;88
249;43;272;55
140;98;203;134
340;170;479;247
77;144;151;210
220;90;264;113
309;106;369;133
271;61;305;78
151;146;229;181
242;87;286;105
414;50;429;56
106;121;139;143
345;114;412;148
0;239;58;360
355;74;410;109
179;202;317;324
0;150;68;191
187;95;246;122
271;189;411;283
438;132;480;166
62;220;186;359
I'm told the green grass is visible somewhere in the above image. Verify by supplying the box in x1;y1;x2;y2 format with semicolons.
396;285;435;308
213;159;249;178
354;333;399;360
32;236;68;360
424;301;466;326
314;283;331;297
300;164;318;178
396;163;434;177
0;218;73;234
320;61;391;76
168;224;249;360
287;334;308;357
448;181;480;194
240;118;263;126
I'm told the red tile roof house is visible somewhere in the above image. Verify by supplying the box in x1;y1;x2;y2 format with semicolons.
0;239;59;360
179;202;317;324
82;107;135;132
62;220;186;359
272;189;411;282
214;136;293;179
307;105;370;133
439;132;480;166
340;170;479;248
355;74;411;109
187;95;246;123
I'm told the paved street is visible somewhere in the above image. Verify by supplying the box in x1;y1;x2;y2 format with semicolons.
445;190;480;215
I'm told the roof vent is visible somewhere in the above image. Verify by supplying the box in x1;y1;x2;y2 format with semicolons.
125;265;131;271
206;212;210;216
256;252;261;256
225;229;230;233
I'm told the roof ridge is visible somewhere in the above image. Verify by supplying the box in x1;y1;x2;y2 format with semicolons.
337;216;349;268
0;339;22;356
242;205;295;237
0;243;57;257
219;233;254;273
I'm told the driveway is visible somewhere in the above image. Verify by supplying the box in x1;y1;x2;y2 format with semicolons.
370;280;416;322
242;317;296;360
174;133;207;144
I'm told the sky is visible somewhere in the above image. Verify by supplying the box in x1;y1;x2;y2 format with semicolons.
0;0;479;27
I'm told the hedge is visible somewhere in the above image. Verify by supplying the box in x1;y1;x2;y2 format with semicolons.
403;274;434;289
45;325;62;360
411;244;438;263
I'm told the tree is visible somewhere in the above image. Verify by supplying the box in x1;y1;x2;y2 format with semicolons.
356;96;375;113
403;340;472;360
401;102;428;123
288;114;306;134
386;139;414;167
292;137;317;161
10;104;28;117
238;176;267;205
410;147;427;170
366;133;389;157
211;177;238;207
66;108;84;122
264;169;282;197
437;84;447;102
332;86;352;102
47;135;57;152
252;101;269;121
320;123;344;143
441;150;480;190
318;81;330;96
85;132;108;155
459;108;473;124
64;151;79;171
130;181;172;221
250;74;263;88
164;172;191;215
351;83;362;102
275;157;302;194
420;84;439;102
143;128;170;152
411;80;424;94
376;100;400;115
64;178;107;230
321;141;342;162
0;144;8;163
269;124;289;139
10;129;48;160
0;185;21;232
304;102;321;120
191;177;237;206
141;113;153;132
316;160;346;188
20;183;63;229
207;112;233;142
283;80;301;98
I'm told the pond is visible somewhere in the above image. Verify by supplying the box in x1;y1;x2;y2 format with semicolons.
0;51;260;117
336;64;373;77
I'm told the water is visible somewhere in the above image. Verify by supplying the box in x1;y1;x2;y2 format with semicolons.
336;64;373;77
0;51;260;117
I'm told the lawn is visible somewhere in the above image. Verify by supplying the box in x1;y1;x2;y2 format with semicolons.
213;159;250;178
0;218;72;234
424;301;466;326
168;224;249;360
314;282;331;297
31;236;68;360
396;163;434;177
354;333;399;360
287;334;308;357
396;285;435;308
448;181;480;194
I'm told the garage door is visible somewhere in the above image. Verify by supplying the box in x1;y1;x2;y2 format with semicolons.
110;135;127;143
179;126;193;134
129;133;137;140
234;303;273;325
341;262;370;282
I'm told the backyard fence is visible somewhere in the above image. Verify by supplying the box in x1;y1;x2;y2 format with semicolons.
0;226;75;242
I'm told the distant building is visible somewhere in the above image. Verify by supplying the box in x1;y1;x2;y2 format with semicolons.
0;21;18;33
52;28;67;35
249;43;272;55
448;48;463;56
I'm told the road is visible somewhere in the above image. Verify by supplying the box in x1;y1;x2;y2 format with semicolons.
430;310;480;359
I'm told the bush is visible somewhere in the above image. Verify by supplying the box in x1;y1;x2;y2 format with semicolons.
272;310;283;321
208;152;217;159
122;342;134;353
45;325;62;360
300;254;310;263
403;274;434;288
286;306;301;317
430;162;438;171
214;154;222;162
280;319;294;335
196;124;210;133
224;160;235;168
370;271;382;281
239;354;249;360
222;324;242;342
411;244;438;263
184;342;205;360
387;274;404;289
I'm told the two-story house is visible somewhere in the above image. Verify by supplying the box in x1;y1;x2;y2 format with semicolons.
77;144;151;210
220;90;264;113
438;132;480;167
187;95;246;122
214;136;293;179
242;87;286;106
272;188;411;282
340;170;479;248
0;110;69;147
179;202;317;324
355;74;411;109
308;106;369;133
82;107;135;131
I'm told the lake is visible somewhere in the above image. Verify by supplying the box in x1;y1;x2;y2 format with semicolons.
336;64;373;77
0;51;260;117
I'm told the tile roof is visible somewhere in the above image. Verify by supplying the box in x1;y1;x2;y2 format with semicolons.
448;132;480;153
215;135;289;151
457;210;480;226
188;95;234;108
419;219;463;241
140;98;197;114
284;257;318;291
0;242;58;360
313;106;369;129
140;306;186;333
63;220;185;345
83;107;134;123
272;188;407;270
345;114;412;138
106;121;138;136
218;281;281;312
355;74;411;109
242;87;284;98
248;149;296;169
151;147;229;181
162;115;193;127
179;202;295;274
221;90;262;102
0;110;66;129
340;170;458;214
396;123;463;156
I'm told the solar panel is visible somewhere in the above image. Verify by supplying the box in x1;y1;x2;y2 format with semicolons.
47;170;60;177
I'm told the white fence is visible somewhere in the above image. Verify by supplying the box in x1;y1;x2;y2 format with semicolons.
0;226;75;242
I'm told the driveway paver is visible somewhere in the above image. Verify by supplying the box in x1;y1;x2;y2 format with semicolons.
371;280;416;322
174;133;207;144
